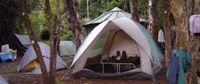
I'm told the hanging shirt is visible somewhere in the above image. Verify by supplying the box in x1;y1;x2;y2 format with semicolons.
168;54;179;84
166;50;192;84
157;29;165;42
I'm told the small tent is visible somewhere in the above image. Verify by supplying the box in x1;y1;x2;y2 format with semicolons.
17;42;67;74
59;41;76;56
71;17;163;79
15;34;31;48
84;7;147;36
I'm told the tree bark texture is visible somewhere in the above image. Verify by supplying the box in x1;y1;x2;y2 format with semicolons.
170;0;190;83
169;0;200;83
64;0;84;49
188;37;200;84
193;0;200;13
169;0;190;49
187;0;200;83
148;0;159;40
129;0;139;22
21;0;50;84
163;0;172;67
55;0;62;56
44;0;57;84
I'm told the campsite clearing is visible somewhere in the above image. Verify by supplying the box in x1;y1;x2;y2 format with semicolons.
0;57;167;84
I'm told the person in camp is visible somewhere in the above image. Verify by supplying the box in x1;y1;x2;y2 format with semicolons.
157;27;165;54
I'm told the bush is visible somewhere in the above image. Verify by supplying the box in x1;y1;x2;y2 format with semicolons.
40;30;50;41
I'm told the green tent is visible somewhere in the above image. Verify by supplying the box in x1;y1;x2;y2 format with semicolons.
84;7;147;36
71;17;163;79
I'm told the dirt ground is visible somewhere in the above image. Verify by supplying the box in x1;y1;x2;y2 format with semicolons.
0;57;168;84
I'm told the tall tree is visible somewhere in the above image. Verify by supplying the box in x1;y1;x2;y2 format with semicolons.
21;0;50;84
187;0;200;83
169;0;200;83
148;0;159;40
163;0;172;66
169;0;190;49
55;0;62;62
64;0;84;49
129;0;139;22
43;0;57;84
43;0;63;83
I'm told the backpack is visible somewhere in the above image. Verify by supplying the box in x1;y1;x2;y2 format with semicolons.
189;14;200;36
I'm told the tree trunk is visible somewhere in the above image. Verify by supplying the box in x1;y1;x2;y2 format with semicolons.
129;0;139;22
169;0;200;83
170;0;190;83
169;0;190;49
148;0;159;40
64;0;84;49
44;0;57;84
193;0;200;13
188;0;200;84
21;0;50;84
55;0;62;55
163;0;172;67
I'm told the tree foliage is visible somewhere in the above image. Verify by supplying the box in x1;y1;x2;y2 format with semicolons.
78;0;129;20
5;0;156;42
14;0;73;41
0;0;18;36
0;0;27;56
3;0;167;42
78;0;150;22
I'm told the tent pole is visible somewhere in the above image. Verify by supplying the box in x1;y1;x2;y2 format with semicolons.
86;0;89;19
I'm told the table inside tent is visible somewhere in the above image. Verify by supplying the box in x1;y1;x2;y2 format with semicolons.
101;61;136;73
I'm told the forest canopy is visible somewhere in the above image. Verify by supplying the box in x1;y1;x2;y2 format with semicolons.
1;0;158;41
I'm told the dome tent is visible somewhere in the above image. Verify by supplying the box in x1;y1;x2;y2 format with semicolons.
71;17;163;79
84;7;147;36
17;42;67;74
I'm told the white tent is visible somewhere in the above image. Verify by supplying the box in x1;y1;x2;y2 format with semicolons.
59;41;76;56
15;34;31;48
70;17;163;79
17;42;67;74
